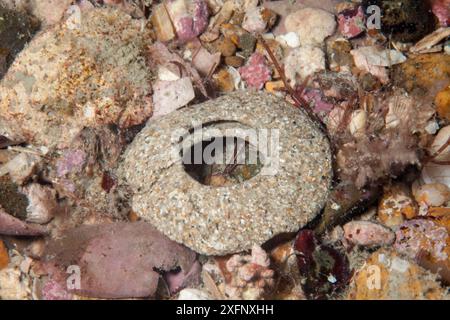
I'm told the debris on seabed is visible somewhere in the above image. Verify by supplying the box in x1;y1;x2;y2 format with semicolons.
0;0;450;301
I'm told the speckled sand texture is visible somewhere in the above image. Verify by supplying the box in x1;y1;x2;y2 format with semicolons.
0;8;153;149
119;91;333;255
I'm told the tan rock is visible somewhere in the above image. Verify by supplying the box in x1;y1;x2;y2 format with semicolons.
151;4;176;42
348;249;447;300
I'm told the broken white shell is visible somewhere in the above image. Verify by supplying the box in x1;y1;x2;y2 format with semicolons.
178;288;212;300
349;109;367;138
410;27;450;54
429;125;450;162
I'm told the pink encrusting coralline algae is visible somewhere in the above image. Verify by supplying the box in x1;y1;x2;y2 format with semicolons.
239;53;272;90
169;0;210;41
337;6;365;39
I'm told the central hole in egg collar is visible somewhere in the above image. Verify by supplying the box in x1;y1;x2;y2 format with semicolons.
181;136;263;187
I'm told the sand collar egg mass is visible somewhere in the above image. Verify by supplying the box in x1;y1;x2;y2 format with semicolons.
119;91;333;255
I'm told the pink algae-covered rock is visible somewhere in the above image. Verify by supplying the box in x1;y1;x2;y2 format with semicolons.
395;219;449;262
337;7;365;39
41;278;73;300
56;149;86;177
343;220;395;247
431;0;450;27
167;0;209;41
42;222;200;299
239;53;272;90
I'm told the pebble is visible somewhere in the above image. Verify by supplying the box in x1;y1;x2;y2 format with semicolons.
343;221;395;247
22;183;58;224
377;185;418;228
215;37;237;57
118;91;333;255
152;78;196;118
348;249;447;300
284;46;325;85
392;53;450;98
166;0;209;42
337;6;365;39
327;38;354;72
413;183;450;208
213;68;236;92
239;52;272;90
224;55;245;68
264;80;285;95
178;288;212;300
394;218;449;262
242;6;277;34
151;3;176;42
284;8;336;46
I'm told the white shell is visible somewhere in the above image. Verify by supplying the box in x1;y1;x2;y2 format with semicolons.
349;109;367;137
429;125;450;161
178;288;212;300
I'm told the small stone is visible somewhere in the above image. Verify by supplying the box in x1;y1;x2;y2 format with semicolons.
166;0;209;42
343;221;395;247
178;288;212;300
394;218;449;262
327;38;354;72
215;37;237;57
239;52;272;90
213;68;235;92
151;4;176;42
284;8;336;46
393;53;450;98
413;183;450;208
242;6;277;33
348;249;447;300
0;240;8;269
22;183;57;224
237;33;257;54
284;46;325;85
224;55;245;68
192;46;221;76
264;80;285;94
337;6;365;39
221;24;256;54
348;109;367;138
0;152;41;185
152;77;196;118
377;185;418;228
0;262;31;299
435;86;450;121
